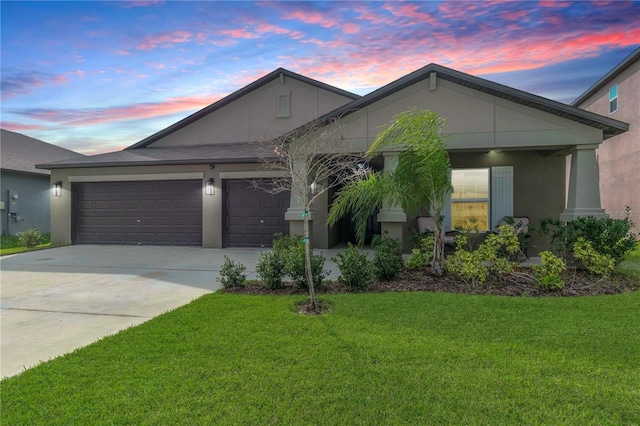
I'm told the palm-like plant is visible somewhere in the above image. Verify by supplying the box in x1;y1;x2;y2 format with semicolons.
328;108;452;275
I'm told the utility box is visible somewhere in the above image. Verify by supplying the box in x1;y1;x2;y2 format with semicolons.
8;190;19;214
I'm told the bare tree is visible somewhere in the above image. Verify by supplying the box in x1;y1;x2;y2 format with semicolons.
254;117;365;311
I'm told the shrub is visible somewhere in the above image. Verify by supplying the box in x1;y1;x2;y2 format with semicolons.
445;239;488;287
532;251;566;290
255;251;286;290
217;255;247;288
272;233;300;254
17;228;43;248
332;243;373;290
445;226;521;287
371;234;403;281
405;233;434;270
285;245;328;289
573;237;616;278
538;214;636;264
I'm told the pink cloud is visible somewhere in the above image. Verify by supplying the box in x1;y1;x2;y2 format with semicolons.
123;1;163;9
116;49;132;56
137;30;193;50
219;28;259;39
0;121;49;132
383;3;439;26
11;95;223;127
501;10;529;20
1;70;72;99
281;9;338;28
342;23;360;34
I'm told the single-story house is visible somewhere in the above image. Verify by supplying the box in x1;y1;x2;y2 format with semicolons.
1;129;84;235
38;65;629;252
571;47;640;234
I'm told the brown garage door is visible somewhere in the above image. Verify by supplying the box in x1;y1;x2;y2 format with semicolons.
224;179;290;247
73;180;202;246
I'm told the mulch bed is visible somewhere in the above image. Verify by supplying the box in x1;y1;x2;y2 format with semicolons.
221;267;638;298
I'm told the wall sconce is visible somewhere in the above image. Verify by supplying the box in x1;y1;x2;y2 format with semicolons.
205;178;215;195
52;181;62;197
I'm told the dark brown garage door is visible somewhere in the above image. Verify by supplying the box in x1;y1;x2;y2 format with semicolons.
73;180;202;246
224;179;290;247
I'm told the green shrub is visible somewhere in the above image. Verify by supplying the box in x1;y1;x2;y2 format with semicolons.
255;251;286;290
371;234;403;281
332;243;373;290
17;228;43;248
445;238;488;287
285;246;328;289
538;214;636;264
532;251;566;290
405;233;434;270
445;227;521;287
573;237;616;278
272;233;300;254
217;255;247;288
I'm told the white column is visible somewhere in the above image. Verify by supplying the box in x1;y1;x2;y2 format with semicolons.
560;145;607;221
284;158;315;239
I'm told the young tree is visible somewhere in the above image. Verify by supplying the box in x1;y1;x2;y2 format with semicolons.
255;117;364;311
327;108;452;275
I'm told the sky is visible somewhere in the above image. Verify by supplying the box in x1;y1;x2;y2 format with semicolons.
1;1;639;156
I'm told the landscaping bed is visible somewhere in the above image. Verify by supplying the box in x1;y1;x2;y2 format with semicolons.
222;267;638;297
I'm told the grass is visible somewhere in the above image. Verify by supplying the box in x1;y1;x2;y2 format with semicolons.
0;233;52;256
2;252;640;425
616;243;640;282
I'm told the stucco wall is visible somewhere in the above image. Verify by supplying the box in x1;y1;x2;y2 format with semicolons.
575;59;640;233
1;171;51;235
150;76;355;148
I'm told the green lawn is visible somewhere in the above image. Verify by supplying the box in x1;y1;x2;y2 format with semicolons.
2;268;640;425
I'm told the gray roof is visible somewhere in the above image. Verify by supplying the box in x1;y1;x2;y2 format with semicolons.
38;143;269;169
321;63;629;140
572;47;640;107
1;129;84;175
126;68;361;150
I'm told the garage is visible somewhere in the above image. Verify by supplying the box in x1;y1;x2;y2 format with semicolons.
223;179;290;247
73;180;202;246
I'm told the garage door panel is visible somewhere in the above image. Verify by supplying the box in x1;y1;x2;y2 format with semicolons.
75;180;202;246
224;179;290;248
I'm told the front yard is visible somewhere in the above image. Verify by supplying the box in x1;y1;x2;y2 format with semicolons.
2;249;639;424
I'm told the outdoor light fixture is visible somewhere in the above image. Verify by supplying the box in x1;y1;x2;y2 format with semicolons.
205;178;215;195
52;181;62;197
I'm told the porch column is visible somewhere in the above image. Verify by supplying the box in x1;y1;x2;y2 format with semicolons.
284;157;314;241
377;152;406;241
560;144;607;221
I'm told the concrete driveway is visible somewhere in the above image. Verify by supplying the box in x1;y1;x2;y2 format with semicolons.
1;244;349;379
1;245;312;379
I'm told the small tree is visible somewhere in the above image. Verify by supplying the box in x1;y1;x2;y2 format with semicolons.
255;118;364;311
328;109;452;275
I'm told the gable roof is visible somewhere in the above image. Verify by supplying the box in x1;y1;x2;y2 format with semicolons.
126;68;361;150
321;63;629;140
1;129;84;175
572;47;640;107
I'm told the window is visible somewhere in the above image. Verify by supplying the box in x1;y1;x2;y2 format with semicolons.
276;93;291;118
451;168;490;231
609;84;618;114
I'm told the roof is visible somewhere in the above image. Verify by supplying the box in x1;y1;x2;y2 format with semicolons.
572;47;640;107
38;143;268;170
1;129;84;175
126;68;361;150
321;63;629;140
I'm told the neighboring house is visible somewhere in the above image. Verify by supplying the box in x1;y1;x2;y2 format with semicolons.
572;47;640;234
1;129;84;235
39;65;629;253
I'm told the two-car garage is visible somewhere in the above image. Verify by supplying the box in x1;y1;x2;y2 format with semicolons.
72;179;289;248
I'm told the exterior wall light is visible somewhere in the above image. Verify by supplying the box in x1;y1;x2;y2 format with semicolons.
52;181;62;197
205;178;215;195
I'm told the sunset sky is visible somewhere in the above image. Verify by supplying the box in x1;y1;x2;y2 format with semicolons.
2;1;639;155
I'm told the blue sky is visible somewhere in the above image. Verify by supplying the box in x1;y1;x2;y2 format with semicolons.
2;1;639;155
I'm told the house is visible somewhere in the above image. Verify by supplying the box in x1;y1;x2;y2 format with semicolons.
38;65;629;252
1;129;84;235
572;47;640;234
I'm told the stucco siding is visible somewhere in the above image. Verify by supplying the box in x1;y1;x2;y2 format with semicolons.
150;77;354;148
1;171;51;235
575;59;640;230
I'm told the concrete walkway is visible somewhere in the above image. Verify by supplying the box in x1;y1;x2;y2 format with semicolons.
0;245;352;378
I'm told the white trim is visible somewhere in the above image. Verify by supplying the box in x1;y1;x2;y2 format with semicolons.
218;171;289;179
68;172;204;182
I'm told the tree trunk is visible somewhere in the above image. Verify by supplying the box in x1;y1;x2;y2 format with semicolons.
431;211;445;276
303;205;317;309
